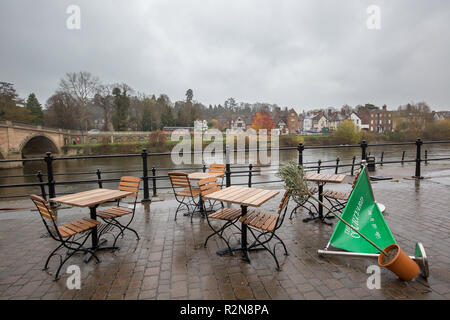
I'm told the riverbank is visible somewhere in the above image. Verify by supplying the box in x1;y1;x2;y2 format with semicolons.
60;134;347;156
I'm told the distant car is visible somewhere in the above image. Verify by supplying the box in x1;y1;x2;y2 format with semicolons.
88;129;100;134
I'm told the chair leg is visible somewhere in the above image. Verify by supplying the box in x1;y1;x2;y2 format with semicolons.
44;243;64;270
248;227;281;271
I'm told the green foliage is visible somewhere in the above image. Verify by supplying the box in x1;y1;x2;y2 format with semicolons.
333;120;361;144
147;130;168;152
25;93;43;125
276;161;310;206
423;119;450;140
112;87;130;131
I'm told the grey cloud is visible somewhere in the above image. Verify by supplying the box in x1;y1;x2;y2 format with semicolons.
0;0;449;110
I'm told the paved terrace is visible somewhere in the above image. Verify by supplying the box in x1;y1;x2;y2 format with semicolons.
0;166;449;300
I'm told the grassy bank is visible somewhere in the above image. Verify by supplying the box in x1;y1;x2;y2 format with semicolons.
62;133;388;156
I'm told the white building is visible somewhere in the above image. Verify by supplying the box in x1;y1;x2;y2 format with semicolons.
194;119;208;132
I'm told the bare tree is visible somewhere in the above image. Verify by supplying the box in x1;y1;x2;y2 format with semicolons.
59;71;100;130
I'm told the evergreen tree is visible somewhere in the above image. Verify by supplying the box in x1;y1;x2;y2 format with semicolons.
112;87;130;131
25;93;44;124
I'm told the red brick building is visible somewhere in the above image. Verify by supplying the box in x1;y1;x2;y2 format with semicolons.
286;108;299;133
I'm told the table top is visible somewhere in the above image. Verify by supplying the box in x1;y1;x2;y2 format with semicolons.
203;186;279;207
305;172;346;183
50;188;133;208
188;172;224;180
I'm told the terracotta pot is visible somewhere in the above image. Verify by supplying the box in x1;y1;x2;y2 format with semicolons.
378;244;419;281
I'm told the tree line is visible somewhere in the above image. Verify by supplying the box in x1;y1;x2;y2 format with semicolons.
0;72;279;132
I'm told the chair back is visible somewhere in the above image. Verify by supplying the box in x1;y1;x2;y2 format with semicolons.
208;164;225;177
274;190;291;231
119;176;141;198
30;194;56;221
168;172;191;188
277;190;290;215
198;176;221;197
351;169;362;189
30;194;60;239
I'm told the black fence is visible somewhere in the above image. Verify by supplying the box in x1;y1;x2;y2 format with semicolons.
1;138;450;203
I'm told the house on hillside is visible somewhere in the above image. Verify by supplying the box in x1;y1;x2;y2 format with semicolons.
433;111;450;121
194;119;208;132
286;108;299;133
276;120;289;135
228;116;247;133
368;105;393;133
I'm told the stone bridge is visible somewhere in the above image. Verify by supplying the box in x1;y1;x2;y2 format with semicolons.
0;121;151;168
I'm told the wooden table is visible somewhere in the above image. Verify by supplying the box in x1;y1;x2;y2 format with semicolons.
203;186;279;262
304;172;346;224
188;172;224;181
188;172;224;216
50;188;133;261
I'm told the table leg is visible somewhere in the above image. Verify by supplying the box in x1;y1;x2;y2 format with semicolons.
83;205;118;263
240;205;250;262
318;183;324;220
302;183;333;225
215;205;253;263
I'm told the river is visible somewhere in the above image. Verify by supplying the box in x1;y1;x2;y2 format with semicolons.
1;143;450;201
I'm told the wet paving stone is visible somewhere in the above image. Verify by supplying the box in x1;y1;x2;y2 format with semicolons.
0;172;449;300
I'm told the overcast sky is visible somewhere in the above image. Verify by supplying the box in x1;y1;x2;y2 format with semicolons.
1;0;449;111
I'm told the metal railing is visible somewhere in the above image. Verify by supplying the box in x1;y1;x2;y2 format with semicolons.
0;138;449;202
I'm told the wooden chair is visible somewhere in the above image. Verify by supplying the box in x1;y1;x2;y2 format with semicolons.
208;164;226;179
240;190;290;270
168;172;200;221
201;176;242;253
321;169;362;216
30;195;100;280
97;176;141;247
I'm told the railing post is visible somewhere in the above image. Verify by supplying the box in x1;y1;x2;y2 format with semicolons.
36;170;47;200
351;156;356;175
425;150;428;165
360;140;368;161
415;138;423;179
297;142;304;166
317;159;322;173
401;151;405;165
335;157;340;174
225;146;231;187
151;167;158;197
96;169;103;188
141;149;150;202
248;163;253;187
380;151;384;166
202;164;207;173
44;152;55;200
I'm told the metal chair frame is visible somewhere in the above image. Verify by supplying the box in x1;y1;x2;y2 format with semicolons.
201;177;241;253
289;185;319;219
97;176;141;247
245;190;291;270
30;195;100;280
168;172;200;222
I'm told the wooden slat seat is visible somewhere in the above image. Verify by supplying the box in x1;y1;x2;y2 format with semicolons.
240;210;277;232
177;187;200;197
97;206;133;219
208;208;241;221
58;218;100;238
321;190;350;201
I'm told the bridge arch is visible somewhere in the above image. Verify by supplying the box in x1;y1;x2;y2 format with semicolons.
20;134;60;158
